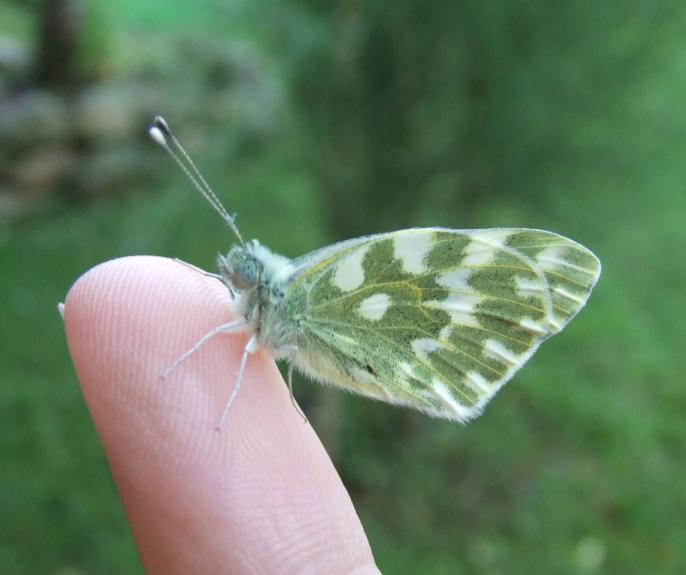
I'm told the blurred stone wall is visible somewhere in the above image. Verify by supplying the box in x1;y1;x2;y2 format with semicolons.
0;9;283;217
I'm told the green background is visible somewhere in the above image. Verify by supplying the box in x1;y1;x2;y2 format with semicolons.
1;1;684;573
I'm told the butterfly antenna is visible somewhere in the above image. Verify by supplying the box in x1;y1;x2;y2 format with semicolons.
149;116;244;247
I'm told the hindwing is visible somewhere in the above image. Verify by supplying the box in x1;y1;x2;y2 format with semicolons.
284;228;600;421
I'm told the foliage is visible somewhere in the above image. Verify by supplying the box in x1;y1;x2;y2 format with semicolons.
283;1;686;236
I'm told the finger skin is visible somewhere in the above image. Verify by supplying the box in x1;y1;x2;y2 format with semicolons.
64;256;380;575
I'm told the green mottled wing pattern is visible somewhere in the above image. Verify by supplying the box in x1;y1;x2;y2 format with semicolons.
283;228;601;421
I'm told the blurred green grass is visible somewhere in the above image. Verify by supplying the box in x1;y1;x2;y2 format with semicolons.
2;1;686;574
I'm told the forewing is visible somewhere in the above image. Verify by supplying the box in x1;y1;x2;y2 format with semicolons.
287;228;600;421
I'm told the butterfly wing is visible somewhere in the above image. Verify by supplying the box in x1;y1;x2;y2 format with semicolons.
285;228;601;422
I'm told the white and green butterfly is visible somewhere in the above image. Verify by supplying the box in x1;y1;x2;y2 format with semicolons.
151;117;601;428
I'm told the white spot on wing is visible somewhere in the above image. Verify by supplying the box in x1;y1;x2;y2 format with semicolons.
473;229;510;245
465;371;490;393
536;246;565;267
548;317;563;332
462;241;494;266
536;245;595;274
393;231;433;273
484;339;521;367
432;379;472;420
412;338;441;360
461;232;510;267
515;276;545;298
554;286;586;305
520;317;548;336
425;293;482;327
436;268;472;291
439;325;453;341
399;361;416;377
333;245;369;291
358;293;391;321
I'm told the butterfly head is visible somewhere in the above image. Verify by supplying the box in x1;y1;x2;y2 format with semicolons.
218;241;262;290
218;240;294;298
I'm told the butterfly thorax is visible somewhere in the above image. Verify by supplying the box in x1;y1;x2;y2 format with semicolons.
217;240;300;357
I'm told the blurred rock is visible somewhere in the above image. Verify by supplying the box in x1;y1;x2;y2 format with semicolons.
0;35;30;73
0;188;29;217
0;91;69;150
74;145;156;198
14;145;73;196
72;83;141;143
174;38;283;140
0;35;286;216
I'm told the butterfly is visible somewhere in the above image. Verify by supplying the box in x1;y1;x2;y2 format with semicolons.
150;117;601;429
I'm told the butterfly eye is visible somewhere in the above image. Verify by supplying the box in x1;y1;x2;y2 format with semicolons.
233;258;258;289
218;250;258;290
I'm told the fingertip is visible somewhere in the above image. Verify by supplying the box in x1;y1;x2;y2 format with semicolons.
63;256;378;574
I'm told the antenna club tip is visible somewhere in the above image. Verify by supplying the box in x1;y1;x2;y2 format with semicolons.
153;115;170;132
148;125;167;146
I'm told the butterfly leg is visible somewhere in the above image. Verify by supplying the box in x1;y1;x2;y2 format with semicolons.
216;334;258;430
161;318;249;380
287;362;308;424
173;258;226;283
